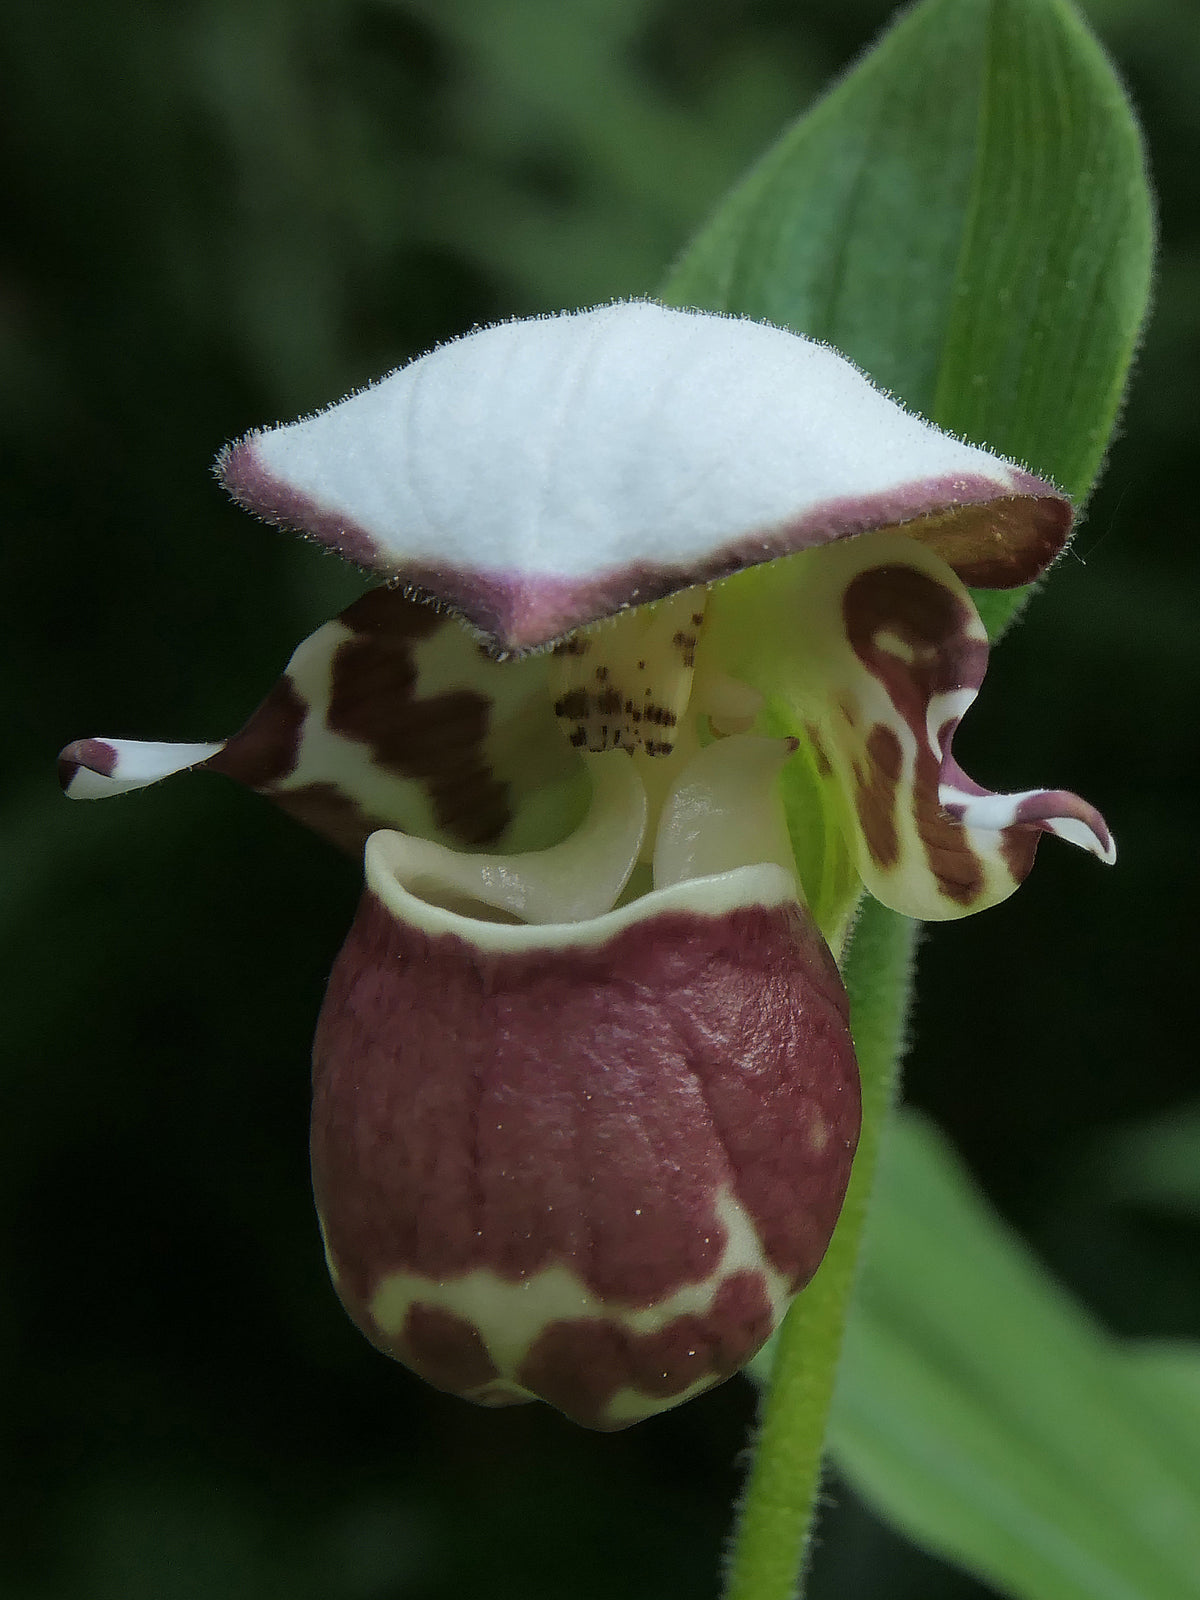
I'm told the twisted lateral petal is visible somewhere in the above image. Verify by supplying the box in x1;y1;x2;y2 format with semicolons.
56;738;224;798
217;302;1070;653
58;587;584;856
312;853;858;1429
706;531;1114;922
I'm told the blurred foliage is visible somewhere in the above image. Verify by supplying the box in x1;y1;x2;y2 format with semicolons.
2;1;1198;1597
666;7;1157;1592
832;1113;1200;1600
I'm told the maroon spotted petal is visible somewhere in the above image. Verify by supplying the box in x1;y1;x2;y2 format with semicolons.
706;529;1114;921
59;588;580;856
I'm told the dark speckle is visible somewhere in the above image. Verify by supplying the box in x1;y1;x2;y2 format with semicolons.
555;690;591;720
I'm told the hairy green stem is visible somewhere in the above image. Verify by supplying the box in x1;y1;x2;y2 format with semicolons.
721;902;919;1600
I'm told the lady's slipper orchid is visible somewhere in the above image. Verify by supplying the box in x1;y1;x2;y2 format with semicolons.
59;302;1114;1429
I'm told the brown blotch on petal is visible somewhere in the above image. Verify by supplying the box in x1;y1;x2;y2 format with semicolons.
843;564;991;904
209;586;511;852
913;763;986;904
1000;824;1040;885
843;565;979;721
328;631;509;847
341;585;443;640
853;724;902;869
270;782;397;856
804;724;833;779
210;676;308;789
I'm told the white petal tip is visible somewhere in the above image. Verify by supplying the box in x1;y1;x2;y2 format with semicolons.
58;738;225;799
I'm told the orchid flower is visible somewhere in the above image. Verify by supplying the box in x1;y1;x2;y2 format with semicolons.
58;301;1114;1430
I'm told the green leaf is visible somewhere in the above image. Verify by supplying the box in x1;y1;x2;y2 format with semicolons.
663;3;1156;1595
829;1113;1200;1600
662;0;1154;637
1085;1099;1200;1221
1123;1344;1200;1452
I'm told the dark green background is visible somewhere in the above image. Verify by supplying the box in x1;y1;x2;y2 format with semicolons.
4;1;1196;1595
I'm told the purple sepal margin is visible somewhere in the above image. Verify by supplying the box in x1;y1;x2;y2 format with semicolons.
218;436;1070;654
